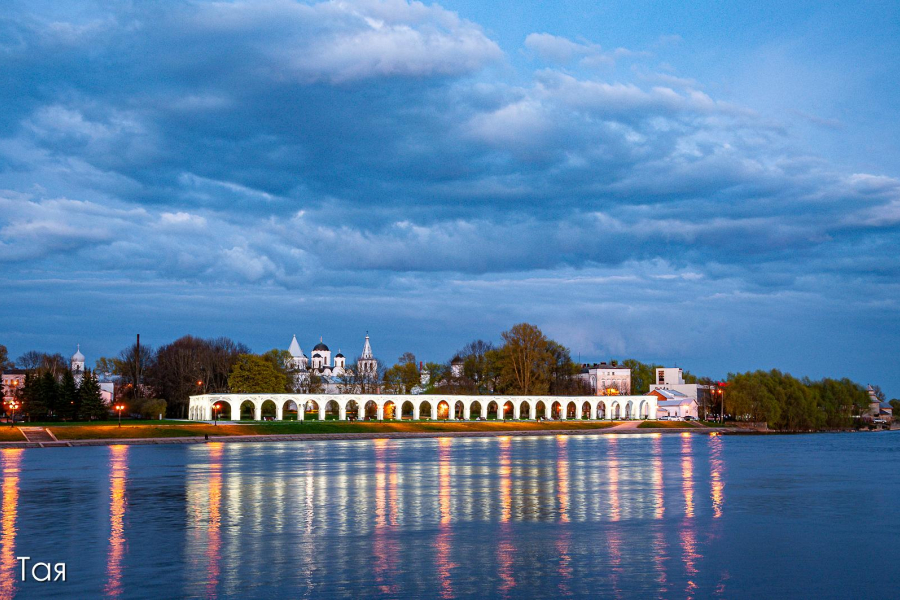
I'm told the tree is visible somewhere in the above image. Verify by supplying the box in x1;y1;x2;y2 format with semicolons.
497;323;552;395
546;341;590;395
59;370;80;421
228;354;288;393
16;350;45;371
890;399;900;415
261;349;293;392
0;344;12;370
621;359;661;395
870;385;886;403
383;353;421;394
458;340;496;394
79;369;107;421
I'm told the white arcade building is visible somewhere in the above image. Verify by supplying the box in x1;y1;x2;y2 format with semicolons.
188;392;659;422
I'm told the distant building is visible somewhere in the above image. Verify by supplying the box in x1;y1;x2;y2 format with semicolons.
649;388;699;419
579;362;631;395
286;334;379;393
864;385;893;425
2;369;26;402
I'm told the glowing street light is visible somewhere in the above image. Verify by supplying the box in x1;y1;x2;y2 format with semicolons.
213;403;220;426
8;401;19;427
115;404;125;428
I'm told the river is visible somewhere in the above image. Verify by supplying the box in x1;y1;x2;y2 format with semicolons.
1;432;897;598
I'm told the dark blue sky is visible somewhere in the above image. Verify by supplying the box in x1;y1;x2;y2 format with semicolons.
1;0;898;397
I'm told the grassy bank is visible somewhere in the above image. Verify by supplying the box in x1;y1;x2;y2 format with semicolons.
637;420;701;429
0;427;25;442
46;419;620;440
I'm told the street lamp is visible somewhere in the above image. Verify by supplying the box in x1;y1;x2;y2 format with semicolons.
8;401;19;427
115;404;125;427
213;403;220;426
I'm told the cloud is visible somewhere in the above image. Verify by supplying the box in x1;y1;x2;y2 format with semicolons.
0;0;898;394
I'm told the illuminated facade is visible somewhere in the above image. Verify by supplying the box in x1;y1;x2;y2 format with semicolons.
188;392;658;421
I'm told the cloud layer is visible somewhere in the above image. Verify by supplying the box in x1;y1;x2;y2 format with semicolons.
1;0;898;394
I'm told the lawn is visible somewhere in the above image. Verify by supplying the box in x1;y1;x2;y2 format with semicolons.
0;427;25;442
637;420;700;429
46;419;619;440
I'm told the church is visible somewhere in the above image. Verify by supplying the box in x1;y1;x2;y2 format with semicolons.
286;334;379;393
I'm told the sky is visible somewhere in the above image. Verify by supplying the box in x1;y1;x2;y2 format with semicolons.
1;0;899;397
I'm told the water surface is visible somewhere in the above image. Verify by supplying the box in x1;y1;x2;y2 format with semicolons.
1;432;898;598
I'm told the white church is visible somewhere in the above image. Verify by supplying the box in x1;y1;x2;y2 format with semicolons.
286;334;379;393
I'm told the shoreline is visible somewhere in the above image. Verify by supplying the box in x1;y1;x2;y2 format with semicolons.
0;426;731;449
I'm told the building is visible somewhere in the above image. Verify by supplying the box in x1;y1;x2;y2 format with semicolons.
2;369;26;402
578;362;632;395
3;346;114;405
864;385;893;425
286;334;379;393
647;367;710;418
649;388;699;419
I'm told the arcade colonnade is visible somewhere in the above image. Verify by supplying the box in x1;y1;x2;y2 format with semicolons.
188;393;658;421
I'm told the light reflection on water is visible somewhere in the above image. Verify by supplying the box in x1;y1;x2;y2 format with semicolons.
5;432;900;598
0;449;23;600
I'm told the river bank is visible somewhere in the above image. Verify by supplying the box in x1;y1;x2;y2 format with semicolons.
0;420;730;448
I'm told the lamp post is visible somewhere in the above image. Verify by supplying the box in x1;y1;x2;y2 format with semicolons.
115;404;125;428
213;403;220;426
9;401;19;427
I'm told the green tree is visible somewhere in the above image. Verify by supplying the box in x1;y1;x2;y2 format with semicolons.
59;370;80;421
228;354;288;393
383;354;420;394
38;371;60;419
890;399;900;414
497;323;552;395
621;359;662;394
78;369;106;421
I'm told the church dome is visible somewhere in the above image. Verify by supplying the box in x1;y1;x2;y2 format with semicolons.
72;345;85;362
313;341;329;352
335;352;344;358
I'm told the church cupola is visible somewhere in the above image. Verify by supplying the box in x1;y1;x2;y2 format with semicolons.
71;345;86;385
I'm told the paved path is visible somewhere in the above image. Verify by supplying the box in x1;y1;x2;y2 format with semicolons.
18;427;57;443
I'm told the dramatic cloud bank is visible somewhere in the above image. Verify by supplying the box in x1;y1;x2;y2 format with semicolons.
1;0;898;393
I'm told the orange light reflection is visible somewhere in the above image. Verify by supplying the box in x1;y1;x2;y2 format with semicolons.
104;445;129;598
0;449;24;599
206;443;223;598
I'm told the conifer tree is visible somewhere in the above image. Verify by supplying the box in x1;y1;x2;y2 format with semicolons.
38;371;59;420
59;370;79;421
78;369;106;421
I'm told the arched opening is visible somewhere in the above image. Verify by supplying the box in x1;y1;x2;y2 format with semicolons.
437;400;450;419
624;402;633;420
536;401;547;420
346;400;359;421
240;400;256;420
581;401;591;419
212;400;232;421
419;401;433;420
280;400;298;421
324;399;340;420
260;400;277;420
401;401;415;419
520;401;531;420
640;401;650;419
384;401;397;420
551;401;562;419
486;401;499;420
502;400;514;419
305;399;320;420
454;401;464;419
470;401;483;420
597;401;606;420
612;403;621;420
365;400;378;420
566;401;577;419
